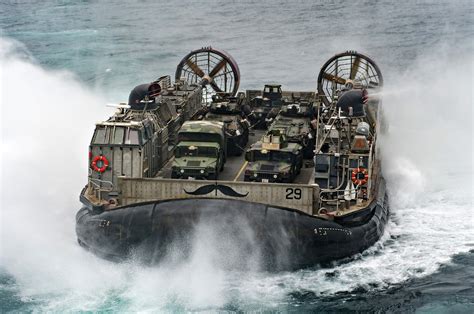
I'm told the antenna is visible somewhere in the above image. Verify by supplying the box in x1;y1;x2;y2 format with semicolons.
106;103;130;109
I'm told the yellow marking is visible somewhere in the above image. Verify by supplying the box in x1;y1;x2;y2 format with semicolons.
233;161;248;182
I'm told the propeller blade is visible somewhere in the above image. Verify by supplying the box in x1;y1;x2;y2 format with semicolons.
322;72;346;85
209;59;227;77
209;81;223;93
350;56;361;80
185;59;205;77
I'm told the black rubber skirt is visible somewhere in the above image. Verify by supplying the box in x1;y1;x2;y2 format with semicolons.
76;180;388;271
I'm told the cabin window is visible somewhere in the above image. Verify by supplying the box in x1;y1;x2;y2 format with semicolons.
113;127;125;145
93;127;108;144
141;128;148;143
145;124;153;139
125;128;140;145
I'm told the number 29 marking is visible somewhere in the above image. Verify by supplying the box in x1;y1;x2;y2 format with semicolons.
286;188;302;200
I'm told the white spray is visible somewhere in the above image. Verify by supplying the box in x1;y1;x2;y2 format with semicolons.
0;36;472;311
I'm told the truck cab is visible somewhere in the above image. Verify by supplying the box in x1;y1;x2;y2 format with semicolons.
171;121;226;180
244;131;303;183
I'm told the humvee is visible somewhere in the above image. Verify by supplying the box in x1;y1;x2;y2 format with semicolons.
198;93;250;156
171;120;226;180
244;131;303;183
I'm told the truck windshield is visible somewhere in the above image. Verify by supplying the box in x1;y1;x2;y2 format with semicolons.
271;151;293;163
175;146;218;158
251;150;270;161
250;150;293;163
178;132;222;146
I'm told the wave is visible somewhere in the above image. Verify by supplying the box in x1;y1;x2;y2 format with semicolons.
0;35;472;311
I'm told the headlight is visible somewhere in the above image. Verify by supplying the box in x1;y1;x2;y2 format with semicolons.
180;169;185;173
200;169;205;174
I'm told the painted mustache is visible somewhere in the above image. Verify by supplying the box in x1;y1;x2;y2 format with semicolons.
184;184;248;198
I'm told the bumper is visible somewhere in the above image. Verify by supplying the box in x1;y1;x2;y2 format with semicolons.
244;173;290;183
171;169;216;180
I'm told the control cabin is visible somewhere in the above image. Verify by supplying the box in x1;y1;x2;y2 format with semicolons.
85;76;202;205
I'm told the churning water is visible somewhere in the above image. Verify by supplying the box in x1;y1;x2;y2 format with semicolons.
1;0;473;312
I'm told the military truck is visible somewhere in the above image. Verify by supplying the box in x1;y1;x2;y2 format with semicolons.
268;100;316;158
246;84;284;129
244;131;303;183
198;93;250;156
171;120;227;180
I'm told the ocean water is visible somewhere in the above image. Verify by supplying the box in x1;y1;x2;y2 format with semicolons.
1;0;473;312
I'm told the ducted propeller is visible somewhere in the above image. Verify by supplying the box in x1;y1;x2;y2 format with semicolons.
176;47;240;103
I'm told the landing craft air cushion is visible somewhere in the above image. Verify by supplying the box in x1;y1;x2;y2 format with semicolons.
76;47;388;270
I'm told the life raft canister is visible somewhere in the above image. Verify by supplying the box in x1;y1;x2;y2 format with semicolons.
351;167;369;186
91;155;109;173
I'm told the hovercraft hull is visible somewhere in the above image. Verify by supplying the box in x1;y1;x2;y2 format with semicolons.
76;179;388;271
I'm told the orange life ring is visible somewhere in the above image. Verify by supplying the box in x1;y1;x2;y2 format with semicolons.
351;167;369;186
91;155;109;173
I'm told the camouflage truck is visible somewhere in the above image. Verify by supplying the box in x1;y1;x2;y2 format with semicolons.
198;93;250;156
246;84;284;129
244;131;303;183
268;100;316;158
171;120;227;180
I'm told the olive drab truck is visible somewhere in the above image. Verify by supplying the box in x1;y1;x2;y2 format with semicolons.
198;93;250;156
171;120;227;180
244;131;303;183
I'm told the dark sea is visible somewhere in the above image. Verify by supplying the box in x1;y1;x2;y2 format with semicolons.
1;0;473;312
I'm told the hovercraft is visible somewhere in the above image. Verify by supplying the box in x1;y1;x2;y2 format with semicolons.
76;47;388;270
